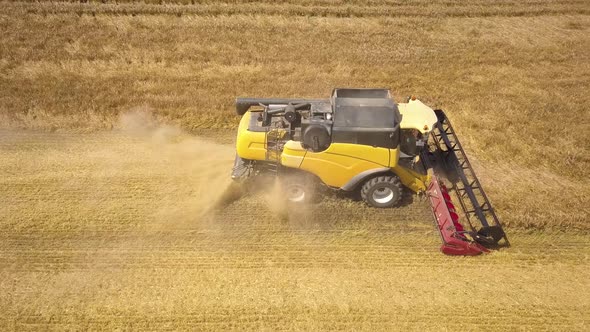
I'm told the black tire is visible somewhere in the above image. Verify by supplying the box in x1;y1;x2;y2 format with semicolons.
280;173;316;204
360;175;403;208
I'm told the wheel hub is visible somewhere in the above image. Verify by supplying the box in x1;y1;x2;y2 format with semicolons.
372;187;394;204
287;185;305;203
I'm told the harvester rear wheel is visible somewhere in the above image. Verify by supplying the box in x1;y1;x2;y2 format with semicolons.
280;173;316;204
361;175;403;208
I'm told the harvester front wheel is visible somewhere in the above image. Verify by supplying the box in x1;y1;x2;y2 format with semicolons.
361;175;402;208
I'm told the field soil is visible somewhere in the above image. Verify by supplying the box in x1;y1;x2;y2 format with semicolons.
1;129;589;330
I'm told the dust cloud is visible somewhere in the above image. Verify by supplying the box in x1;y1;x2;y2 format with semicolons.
117;108;238;228
0;111;251;319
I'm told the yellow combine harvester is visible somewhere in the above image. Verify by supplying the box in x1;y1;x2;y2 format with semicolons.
231;88;509;255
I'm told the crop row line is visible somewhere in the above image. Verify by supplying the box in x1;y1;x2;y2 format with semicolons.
3;1;589;19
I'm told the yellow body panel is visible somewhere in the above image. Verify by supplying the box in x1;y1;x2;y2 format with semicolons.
235;111;288;161
389;148;400;168
281;141;306;168
297;143;390;188
235;111;266;160
392;165;430;192
235;111;430;193
282;141;429;191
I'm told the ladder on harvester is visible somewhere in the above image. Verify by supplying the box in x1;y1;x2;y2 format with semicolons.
264;124;284;175
429;110;509;250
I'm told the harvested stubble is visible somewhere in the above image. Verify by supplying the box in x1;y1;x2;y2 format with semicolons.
0;1;589;330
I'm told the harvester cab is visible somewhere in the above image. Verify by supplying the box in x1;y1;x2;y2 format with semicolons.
232;88;509;255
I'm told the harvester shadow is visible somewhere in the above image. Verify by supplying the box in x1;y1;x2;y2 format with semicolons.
204;169;427;236
213;176;328;210
212;178;415;217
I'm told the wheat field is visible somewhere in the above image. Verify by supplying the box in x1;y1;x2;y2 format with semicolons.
1;1;589;330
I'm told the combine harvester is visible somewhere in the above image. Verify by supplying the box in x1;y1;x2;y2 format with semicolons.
231;89;509;255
